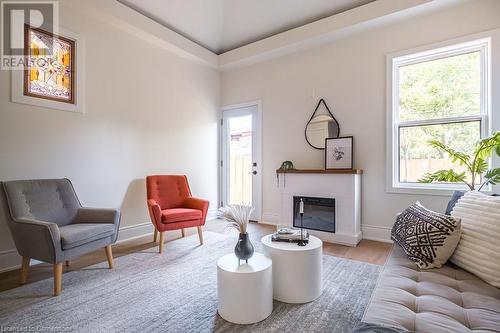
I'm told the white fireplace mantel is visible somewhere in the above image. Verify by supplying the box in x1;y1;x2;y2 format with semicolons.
277;169;362;246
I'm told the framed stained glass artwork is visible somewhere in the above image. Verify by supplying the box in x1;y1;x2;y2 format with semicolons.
23;25;75;104
11;25;84;113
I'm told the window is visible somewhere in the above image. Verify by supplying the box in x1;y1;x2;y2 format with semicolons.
24;25;75;104
388;38;490;193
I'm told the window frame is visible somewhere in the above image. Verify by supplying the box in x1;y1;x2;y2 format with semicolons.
387;36;491;195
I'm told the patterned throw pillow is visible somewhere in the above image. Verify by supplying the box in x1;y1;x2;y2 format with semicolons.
391;202;461;269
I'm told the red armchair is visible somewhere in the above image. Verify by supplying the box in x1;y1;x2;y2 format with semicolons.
146;175;209;253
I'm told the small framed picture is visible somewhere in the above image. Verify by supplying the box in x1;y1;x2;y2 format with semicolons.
325;136;353;170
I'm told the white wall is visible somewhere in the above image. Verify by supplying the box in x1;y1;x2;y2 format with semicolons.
0;1;220;271
221;0;500;242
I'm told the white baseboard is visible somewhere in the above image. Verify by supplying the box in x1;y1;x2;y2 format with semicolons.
0;249;22;273
260;212;361;246
361;224;393;243
257;220;278;229
0;222;156;273
260;212;393;244
310;230;362;247
117;210;218;244
116;222;154;244
0;249;43;273
261;212;279;224
0;219;392;272
207;208;218;221
0;210;221;273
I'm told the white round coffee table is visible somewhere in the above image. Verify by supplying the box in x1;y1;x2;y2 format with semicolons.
261;234;322;303
217;252;273;324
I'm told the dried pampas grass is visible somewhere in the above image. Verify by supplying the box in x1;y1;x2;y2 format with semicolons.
218;204;254;234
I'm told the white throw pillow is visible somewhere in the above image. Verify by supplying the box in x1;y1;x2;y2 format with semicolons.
451;191;500;287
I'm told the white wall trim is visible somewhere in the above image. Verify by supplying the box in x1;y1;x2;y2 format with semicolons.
116;222;153;243
63;0;461;71
63;0;218;68
261;212;393;244
0;212;219;273
0;223;156;273
361;224;393;243
207;208;218;221
220;100;263;221
0;249;43;273
261;212;279;224
0;249;22;273
218;0;464;70
117;209;219;243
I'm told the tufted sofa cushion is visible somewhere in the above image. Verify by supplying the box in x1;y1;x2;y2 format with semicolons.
363;245;500;333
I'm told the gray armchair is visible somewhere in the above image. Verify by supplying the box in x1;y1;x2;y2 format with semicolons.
0;179;120;296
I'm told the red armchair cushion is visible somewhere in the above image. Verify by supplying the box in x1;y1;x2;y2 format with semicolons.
161;208;202;224
147;175;192;209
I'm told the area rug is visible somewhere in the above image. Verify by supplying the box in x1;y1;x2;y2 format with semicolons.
0;232;380;333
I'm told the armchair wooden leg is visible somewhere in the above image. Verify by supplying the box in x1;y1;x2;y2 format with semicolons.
181;228;185;238
159;231;165;253
105;245;114;269
20;256;30;284
53;263;62;296
153;229;158;243
197;226;203;245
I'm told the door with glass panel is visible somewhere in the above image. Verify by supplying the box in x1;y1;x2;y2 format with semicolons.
221;103;261;221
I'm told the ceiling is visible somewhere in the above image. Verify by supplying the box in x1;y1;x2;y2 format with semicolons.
118;0;375;54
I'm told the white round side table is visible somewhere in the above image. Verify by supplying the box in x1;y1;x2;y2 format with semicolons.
217;252;273;324
261;234;323;303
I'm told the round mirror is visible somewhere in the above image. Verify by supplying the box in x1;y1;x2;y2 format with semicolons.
305;99;340;149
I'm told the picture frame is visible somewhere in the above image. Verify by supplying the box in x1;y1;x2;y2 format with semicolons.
23;24;76;104
11;25;85;113
325;136;353;170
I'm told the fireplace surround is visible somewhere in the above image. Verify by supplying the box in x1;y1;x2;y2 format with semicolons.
277;168;362;246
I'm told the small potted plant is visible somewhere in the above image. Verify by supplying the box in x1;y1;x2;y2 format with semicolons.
419;131;500;191
219;204;254;264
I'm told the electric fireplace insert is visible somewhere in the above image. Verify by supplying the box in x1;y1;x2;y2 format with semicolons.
293;196;336;233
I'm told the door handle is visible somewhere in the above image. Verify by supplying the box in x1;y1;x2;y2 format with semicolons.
249;171;257;175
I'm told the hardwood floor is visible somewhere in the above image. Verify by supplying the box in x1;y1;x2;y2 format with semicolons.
0;219;391;292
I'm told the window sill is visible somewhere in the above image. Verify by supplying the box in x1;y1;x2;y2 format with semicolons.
387;183;470;196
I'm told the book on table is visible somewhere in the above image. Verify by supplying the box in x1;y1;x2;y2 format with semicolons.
272;228;309;243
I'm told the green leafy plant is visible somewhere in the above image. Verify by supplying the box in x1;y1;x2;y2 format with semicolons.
418;131;500;191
